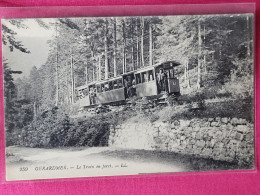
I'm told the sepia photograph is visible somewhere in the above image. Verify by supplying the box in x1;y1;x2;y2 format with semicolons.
2;14;254;181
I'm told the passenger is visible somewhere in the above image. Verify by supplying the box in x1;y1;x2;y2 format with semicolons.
126;76;132;97
144;73;148;82
89;87;97;105
92;87;97;104
89;88;94;105
157;68;168;93
132;78;136;96
123;78;128;98
101;86;105;92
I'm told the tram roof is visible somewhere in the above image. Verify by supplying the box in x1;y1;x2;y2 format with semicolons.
75;84;88;90
95;75;122;85
77;60;181;88
135;66;155;74
129;60;181;74
154;60;181;68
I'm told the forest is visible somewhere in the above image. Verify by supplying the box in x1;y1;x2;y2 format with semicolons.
2;14;254;147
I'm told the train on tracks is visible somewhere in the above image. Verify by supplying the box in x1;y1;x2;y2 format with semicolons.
75;60;181;108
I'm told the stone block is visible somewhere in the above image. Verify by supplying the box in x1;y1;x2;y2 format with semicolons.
235;132;244;141
226;123;234;131
236;125;248;133
238;118;247;125
210;139;217;147
193;148;202;154
245;132;254;142
214;142;224;149
221;117;229;124
228;139;239;150
220;124;227;129
179;120;190;127
205;140;212;147
208;118;214;122
212;131;223;139
215;117;221;122
195;132;203;140
207;130;214;137
191;132;196;139
201;148;213;156
226;150;236;159
193;126;201;132
196;140;206;148
172;120;180;126
229;131;237;139
186;144;193;151
211;121;220;127
190;120;200;128
190;139;196;145
203;134;211;141
182;139;188;146
200;122;210;127
231;117;239;125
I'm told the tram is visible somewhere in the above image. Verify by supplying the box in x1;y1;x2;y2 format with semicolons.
75;60;181;108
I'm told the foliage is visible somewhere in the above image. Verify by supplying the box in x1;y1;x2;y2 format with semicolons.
7;107;130;148
2;20;30;53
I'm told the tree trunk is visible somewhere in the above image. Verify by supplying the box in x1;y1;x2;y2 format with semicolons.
55;22;59;107
204;55;207;74
185;59;191;88
122;18;126;73
247;15;251;57
98;56;101;80
140;17;145;67
92;65;95;82
131;18;135;71
104;19;109;79
197;20;202;89
70;52;74;103
66;61;70;104
113;18;117;76
136;19;139;69
33;101;37;120
85;61;88;85
149;22;153;66
203;25;207;74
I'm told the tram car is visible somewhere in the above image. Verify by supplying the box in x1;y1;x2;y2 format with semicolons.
75;60;181;108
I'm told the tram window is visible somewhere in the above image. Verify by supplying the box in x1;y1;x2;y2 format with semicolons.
109;81;113;90
141;72;148;83
81;89;85;96
135;73;141;84
76;89;81;98
97;85;101;93
148;70;154;81
118;79;123;88
104;83;109;91
101;84;105;92
113;80;118;89
82;88;86;96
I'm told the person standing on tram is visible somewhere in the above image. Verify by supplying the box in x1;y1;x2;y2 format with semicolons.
157;68;168;93
126;76;133;97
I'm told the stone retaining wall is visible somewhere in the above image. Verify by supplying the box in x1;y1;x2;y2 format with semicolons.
109;117;254;166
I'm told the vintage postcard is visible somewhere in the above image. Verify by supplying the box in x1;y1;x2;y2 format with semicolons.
2;14;254;181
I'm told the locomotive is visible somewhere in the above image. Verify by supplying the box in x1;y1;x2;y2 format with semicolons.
75;60;181;108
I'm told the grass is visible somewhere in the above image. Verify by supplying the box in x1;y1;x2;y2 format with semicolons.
151;98;253;123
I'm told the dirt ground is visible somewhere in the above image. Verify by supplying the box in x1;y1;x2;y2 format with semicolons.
5;146;239;181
